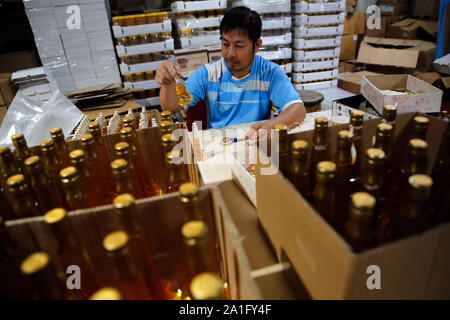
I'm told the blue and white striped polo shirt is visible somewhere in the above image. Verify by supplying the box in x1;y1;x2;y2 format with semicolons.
184;55;302;128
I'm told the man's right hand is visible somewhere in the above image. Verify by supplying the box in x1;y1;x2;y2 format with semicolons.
155;60;181;86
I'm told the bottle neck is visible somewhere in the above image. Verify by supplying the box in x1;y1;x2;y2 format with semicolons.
363;165;383;188
108;247;139;282
73;163;92;180
29;171;51;189
54;139;68;152
63;184;86;209
15;146;32;161
83;147;98;161
43;153;61;169
313;130;327;145
11;191;38;217
1;159;21;178
115;174;134;195
336;147;353;166
186;240;209;278
169;164;187;186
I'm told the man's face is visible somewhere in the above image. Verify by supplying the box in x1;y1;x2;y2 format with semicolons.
221;29;261;74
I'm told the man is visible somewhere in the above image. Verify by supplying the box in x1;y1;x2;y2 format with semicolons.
156;6;306;139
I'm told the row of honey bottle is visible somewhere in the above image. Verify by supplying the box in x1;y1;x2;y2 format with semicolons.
105;109;171;135
0;184;228;300
0;112;189;220
271;106;449;252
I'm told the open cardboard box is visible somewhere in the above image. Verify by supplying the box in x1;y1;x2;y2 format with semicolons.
256;113;450;299
361;74;443;114
3;177;298;299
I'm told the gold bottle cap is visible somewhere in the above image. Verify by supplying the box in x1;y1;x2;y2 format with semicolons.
181;220;208;244
49;127;64;139
291;140;308;151
338;130;353;140
350;110;364;119
314;117;328;127
413;116;429;125
383;105;397;112
40;139;56;153
60;166;79;184
273;124;288;135
179;182;199;200
160;120;172;132
409;139;428;150
111;158;129;175
122;116;134;128
161;133;174;146
190;272;223;300
161;110;172;118
90;287;123;300
0;146;11;156
80;133;94;146
88;121;101;136
44;208;67;224
351;192;376;210
21;252;50;275
114;142;131;157
7;174;27;191
366;148;385;160
24;155;42;171
377;123;393;133
69;149;86;164
113;193;135;209
408;174;433;190
120;127;134;139
166;150;182;165
11;133;26;146
103;230;129;252
316;161;336;174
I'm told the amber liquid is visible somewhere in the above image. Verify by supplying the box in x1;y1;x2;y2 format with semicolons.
64;186;88;211
30;173;64;213
42;156;68;208
85;155;114;204
92;138;117;201
175;82;193;106
11;192;42;218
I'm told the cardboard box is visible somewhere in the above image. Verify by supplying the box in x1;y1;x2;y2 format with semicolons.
387;18;437;41
361;74;443;114
357;37;436;71
413;0;440;19
0;50;40;74
205;45;222;63
0;73;16;107
174;47;209;78
340;34;358;61
332;94;381;120
256;113;450;299
343;12;365;35
379;0;411;16
337;71;383;94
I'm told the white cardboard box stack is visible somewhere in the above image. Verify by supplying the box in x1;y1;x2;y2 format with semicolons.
292;0;345;91
234;0;293;76
24;0;121;93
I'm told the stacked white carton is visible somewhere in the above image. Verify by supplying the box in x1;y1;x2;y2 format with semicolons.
233;0;293;76
24;0;121;94
172;0;227;49
292;0;345;91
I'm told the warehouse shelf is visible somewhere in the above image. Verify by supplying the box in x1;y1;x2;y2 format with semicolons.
119;57;175;75
123;79;161;90
116;39;174;56
293;58;339;72
180;35;221;48
171;0;227;13
293;24;344;37
176;16;223;30
293;47;340;60
256;47;292;60
293;0;345;14
293;79;337;91
293;36;341;49
292;69;338;82
261;33;292;46
294;12;345;25
262;17;291;30
280;63;292;74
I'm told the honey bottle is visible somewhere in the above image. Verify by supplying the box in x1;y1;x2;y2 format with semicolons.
90;287;123;300
6;174;41;218
310;117;330;182
164;151;188;193
40;139;67;207
49;127;71;168
312;161;338;227
382;104;397;131
350;110;365;177
189;272;225;300
11;133;33;174
288;140;311;201
161;110;173;124
273;123;289;177
60;166;89;211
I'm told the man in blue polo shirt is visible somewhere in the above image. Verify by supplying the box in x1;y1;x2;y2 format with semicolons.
156;6;306;139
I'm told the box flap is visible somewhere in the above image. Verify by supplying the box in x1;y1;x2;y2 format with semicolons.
357;41;420;68
402;20;438;35
390;18;417;28
442;77;450;89
415;72;442;85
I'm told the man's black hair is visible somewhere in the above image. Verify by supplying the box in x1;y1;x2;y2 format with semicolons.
219;6;262;44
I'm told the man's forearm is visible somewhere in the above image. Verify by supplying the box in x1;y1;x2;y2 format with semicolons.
269;103;306;128
160;84;182;112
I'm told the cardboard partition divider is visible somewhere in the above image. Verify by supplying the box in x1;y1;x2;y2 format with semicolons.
256;113;450;299
4;183;264;299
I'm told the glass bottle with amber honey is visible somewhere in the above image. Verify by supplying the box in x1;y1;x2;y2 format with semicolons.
382;105;397;131
114;142;145;197
179;182;203;221
399;139;428;194
113;194;172;299
391;174;433;240
88;121;114;183
60;166;89;211
310;117;330;181
165;151;188;193
180;221;221;300
161;133;176;155
24;155;63;213
49;127;71;168
374;123;394;191
410;116;429;140
111;158;141;198
40;139;67;207
0;147;20;220
345;192;377;253
120;126;161;196
44;208;102;299
189;272;225;300
69;149;102;207
289;140;311;201
20;252;66;299
273;124;289;177
160;120;173;137
81;133;114;203
312;161;338;227
334;130;355;224
350;110;364;177
6;174;41;218
11;133;33;173
102;230;153;300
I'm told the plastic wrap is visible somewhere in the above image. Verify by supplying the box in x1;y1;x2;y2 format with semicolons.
0;90;83;148
232;0;291;13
